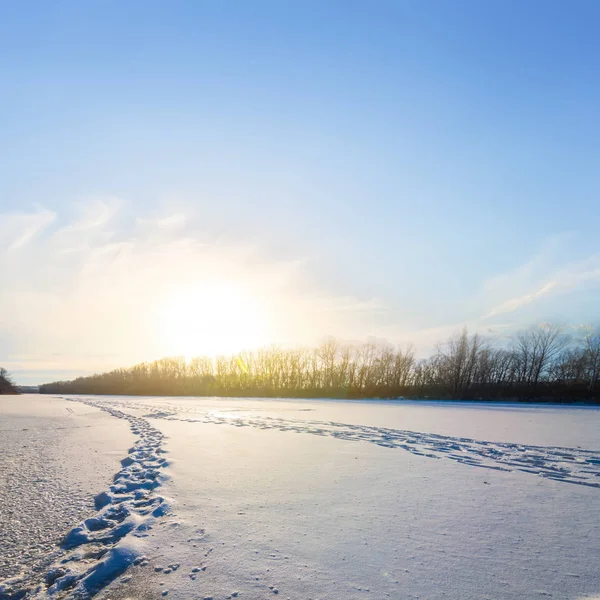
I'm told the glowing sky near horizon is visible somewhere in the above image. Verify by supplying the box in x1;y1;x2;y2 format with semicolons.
1;1;600;384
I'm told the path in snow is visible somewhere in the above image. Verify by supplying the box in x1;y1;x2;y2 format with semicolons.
0;397;131;586
66;397;600;600
111;414;600;600
136;407;600;488
5;395;600;599
0;397;171;600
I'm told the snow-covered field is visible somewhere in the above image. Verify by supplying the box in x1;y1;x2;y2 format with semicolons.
0;396;133;596
2;395;600;599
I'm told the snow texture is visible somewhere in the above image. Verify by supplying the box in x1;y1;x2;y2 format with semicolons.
0;397;170;599
3;395;600;599
0;397;131;587
145;410;600;488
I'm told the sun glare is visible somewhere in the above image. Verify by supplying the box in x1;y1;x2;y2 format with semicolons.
159;282;269;359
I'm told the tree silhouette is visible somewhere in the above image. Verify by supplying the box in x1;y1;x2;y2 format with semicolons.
39;325;600;403
0;368;17;394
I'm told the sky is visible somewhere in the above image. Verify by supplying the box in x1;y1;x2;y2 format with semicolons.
1;1;600;385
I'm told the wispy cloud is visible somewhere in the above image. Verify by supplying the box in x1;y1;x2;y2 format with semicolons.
385;235;600;353
3;204;599;385
0;200;385;382
59;197;122;233
1;206;56;251
483;250;600;319
485;281;558;317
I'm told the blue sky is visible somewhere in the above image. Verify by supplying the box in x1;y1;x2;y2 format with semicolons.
1;1;599;384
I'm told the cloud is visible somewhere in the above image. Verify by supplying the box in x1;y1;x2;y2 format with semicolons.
135;212;187;233
482;234;565;297
1;206;56;251
485;281;558;317
3;204;599;384
384;235;600;354
483;252;600;319
297;294;384;313
59;196;122;233
0;200;385;382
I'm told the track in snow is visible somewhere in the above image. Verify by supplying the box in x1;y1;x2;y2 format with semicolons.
0;398;171;600
141;407;600;489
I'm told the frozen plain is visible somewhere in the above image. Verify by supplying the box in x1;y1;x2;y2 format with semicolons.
0;396;132;596
1;395;600;600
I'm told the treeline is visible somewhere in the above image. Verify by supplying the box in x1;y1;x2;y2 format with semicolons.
0;368;17;394
40;324;600;403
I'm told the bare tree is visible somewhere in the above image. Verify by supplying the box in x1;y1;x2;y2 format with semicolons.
0;367;17;394
435;329;484;398
37;326;600;402
514;324;568;395
584;328;600;392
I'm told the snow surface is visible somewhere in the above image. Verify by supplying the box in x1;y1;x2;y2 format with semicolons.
0;396;132;588
2;395;600;599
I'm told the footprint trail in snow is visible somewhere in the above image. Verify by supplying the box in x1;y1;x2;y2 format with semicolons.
0;398;171;600
136;403;600;489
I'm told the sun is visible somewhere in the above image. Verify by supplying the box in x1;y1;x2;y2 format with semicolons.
158;281;269;359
